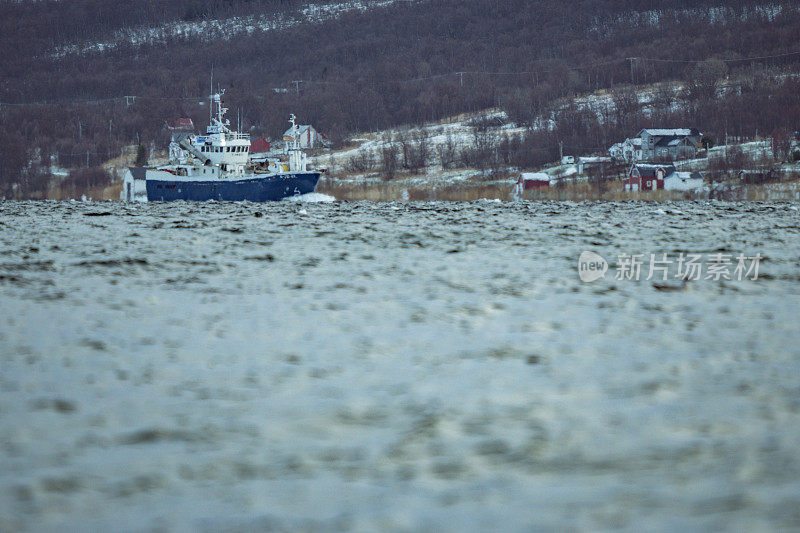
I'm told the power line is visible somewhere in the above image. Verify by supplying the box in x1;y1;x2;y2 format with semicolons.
2;49;799;107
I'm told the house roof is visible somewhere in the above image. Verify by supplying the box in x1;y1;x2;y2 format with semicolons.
520;172;550;182
654;136;696;148
283;124;315;137
632;163;676;178
127;167;147;180
639;128;701;137
165;118;195;131
669;171;703;180
664;171;704;190
250;136;270;153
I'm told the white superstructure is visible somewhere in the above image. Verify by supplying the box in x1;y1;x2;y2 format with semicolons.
148;89;309;183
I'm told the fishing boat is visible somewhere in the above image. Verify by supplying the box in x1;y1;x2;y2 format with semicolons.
124;90;321;202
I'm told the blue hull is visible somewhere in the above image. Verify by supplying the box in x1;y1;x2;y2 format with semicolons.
146;172;320;202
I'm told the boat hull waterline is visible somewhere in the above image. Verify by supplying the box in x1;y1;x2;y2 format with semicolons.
146;172;321;202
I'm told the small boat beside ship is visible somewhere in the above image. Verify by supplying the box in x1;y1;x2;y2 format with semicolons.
123;90;322;202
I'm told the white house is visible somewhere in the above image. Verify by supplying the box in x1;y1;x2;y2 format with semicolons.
663;171;705;191
611;129;701;163
121;167;148;202
282;125;329;152
638;128;702;161
610;138;643;163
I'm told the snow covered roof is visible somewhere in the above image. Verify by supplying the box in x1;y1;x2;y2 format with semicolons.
664;171;704;191
520;172;550;182
654;137;683;147
283;124;315;137
631;163;676;178
639;128;701;137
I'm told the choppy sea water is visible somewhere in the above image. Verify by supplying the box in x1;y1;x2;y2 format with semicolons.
1;199;799;532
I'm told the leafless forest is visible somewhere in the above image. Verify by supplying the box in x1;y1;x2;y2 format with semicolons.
1;0;799;196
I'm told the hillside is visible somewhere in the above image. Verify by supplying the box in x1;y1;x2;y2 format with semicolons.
2;0;800;197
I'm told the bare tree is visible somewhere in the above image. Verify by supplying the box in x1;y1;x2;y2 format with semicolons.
345;148;374;173
437;131;457;170
410;128;430;172
684;58;728;102
611;87;641;133
653;83;676;113
772;128;792;162
469;113;495;175
396;130;412;170
379;134;398;180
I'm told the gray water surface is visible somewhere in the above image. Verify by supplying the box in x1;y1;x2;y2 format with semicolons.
1;200;799;531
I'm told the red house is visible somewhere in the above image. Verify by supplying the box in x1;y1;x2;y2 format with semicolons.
513;172;551;199
249;136;270;154
624;164;676;191
517;172;551;190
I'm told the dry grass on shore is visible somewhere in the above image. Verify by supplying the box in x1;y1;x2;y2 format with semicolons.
317;179;512;202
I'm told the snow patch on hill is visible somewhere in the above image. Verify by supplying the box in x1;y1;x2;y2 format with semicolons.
312;109;526;179
590;4;797;34
53;0;406;57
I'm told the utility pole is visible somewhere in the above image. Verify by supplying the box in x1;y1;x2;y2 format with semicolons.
627;57;636;84
292;80;301;94
559;140;563;161
457;72;464;87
